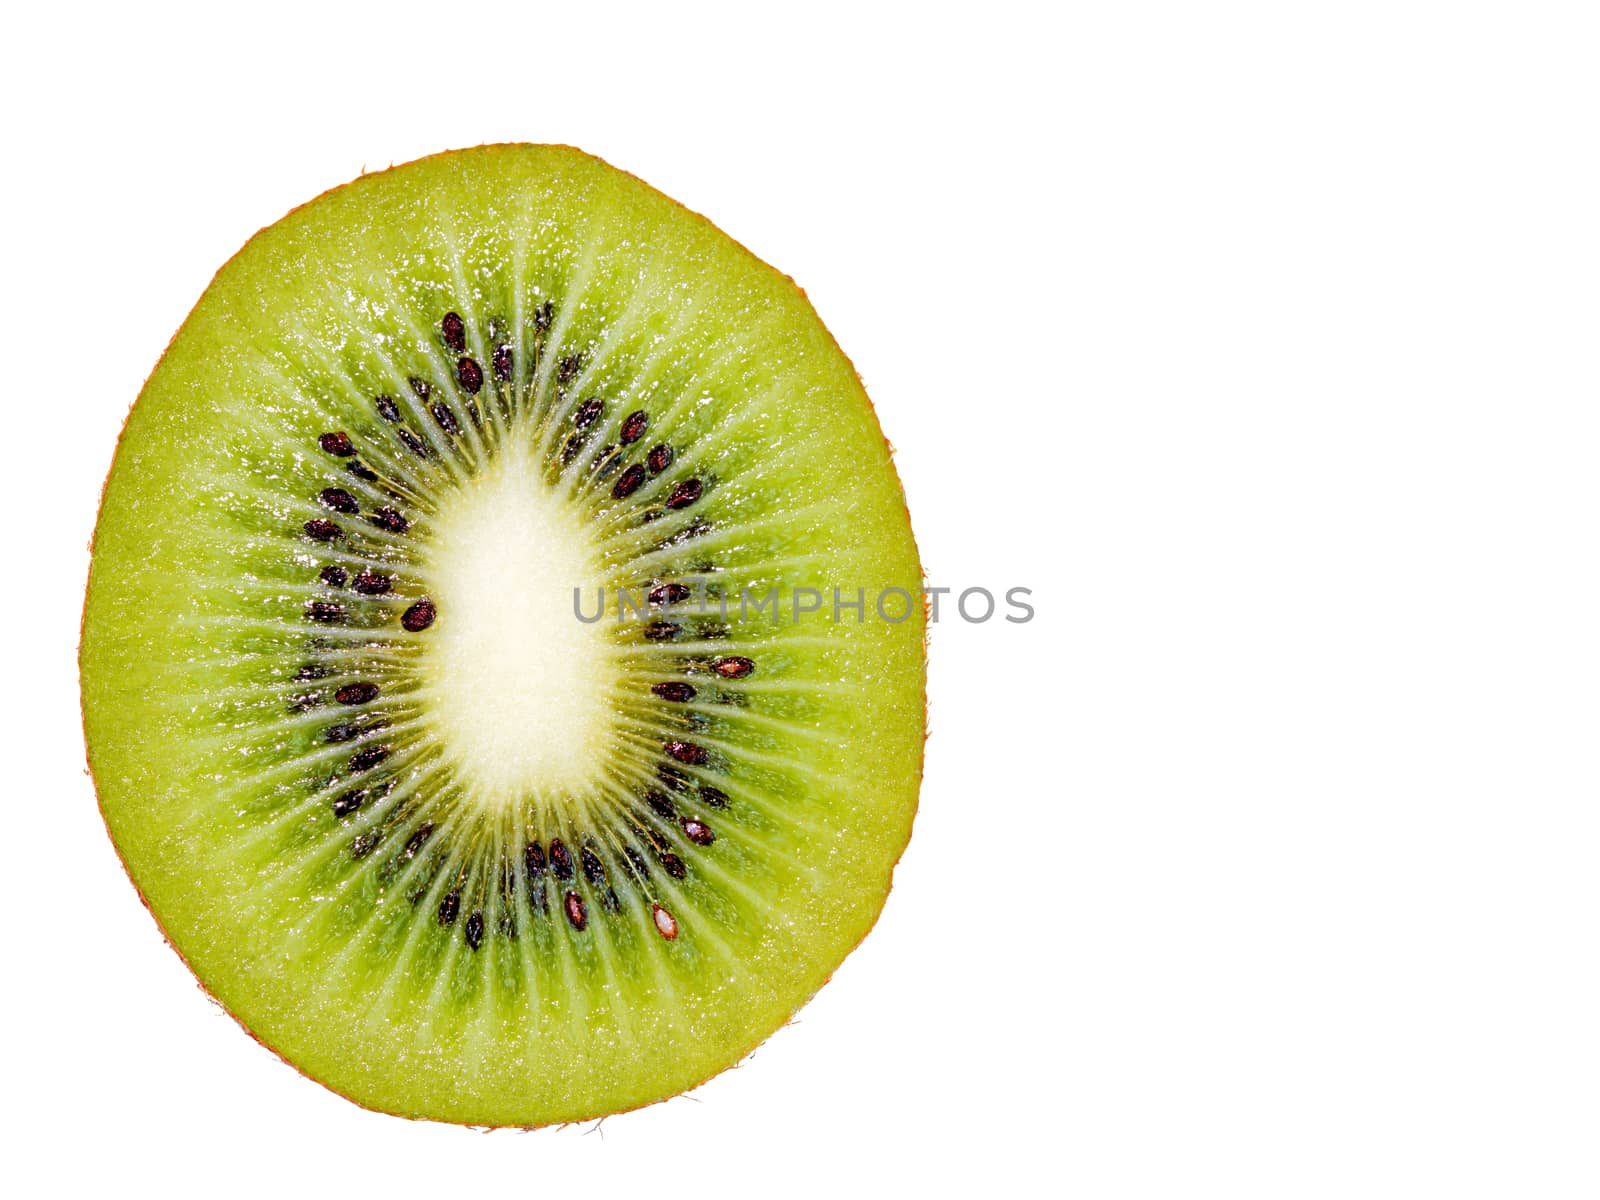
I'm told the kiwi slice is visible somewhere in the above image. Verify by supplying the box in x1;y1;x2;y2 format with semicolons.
80;145;924;1126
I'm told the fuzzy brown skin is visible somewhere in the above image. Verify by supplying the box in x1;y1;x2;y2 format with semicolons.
80;143;927;1129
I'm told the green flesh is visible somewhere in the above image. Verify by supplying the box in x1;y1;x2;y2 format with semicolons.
80;146;924;1126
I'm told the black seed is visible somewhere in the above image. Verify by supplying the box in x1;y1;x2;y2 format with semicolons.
611;463;647;499
524;843;549;913
325;723;358;743
644;621;679;642
303;518;341;542
620;410;649;444
319;565;348;588
351;570;391;595
376;395;401;422
465;911;485;949
289;691;323;714
369;506;409;534
441;311;466;352
349;744;391;772
699;784;729;809
561;435;585;465
351;832;378;859
396;427;429;457
697;621;730;640
306;600;346;623
574;397;603;427
646;444;674;473
591;444;620;478
403;822;434;859
666;478;703;510
683;818;715;846
657;764;691;791
457;357;483;394
438;890;461;925
549;838;574;881
602;887;621;912
652;681;696;703
431;402;459;434
559;355;584;384
401;599;436;631
332;788;365;817
626;846;651;880
492;344;513;381
319;431;355;456
564;889;587;931
534;300;554;331
646;791;677;819
319;487;359;514
335;682;379;705
580;845;607;887
295;663;333;681
658;850;687;880
665;740;709;766
713;656;755;679
409;376;431;401
649;583;691;605
347;459;379;483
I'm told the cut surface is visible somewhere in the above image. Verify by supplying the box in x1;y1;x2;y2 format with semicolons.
420;442;613;804
80;145;924;1127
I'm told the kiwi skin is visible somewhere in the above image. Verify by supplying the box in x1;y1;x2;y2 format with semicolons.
80;143;927;1127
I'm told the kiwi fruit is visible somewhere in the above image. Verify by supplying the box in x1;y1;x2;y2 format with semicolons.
79;145;925;1127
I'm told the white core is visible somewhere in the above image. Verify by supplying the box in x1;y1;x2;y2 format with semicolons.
419;444;614;807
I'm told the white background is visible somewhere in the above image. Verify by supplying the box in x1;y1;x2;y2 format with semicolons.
5;2;1598;1195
